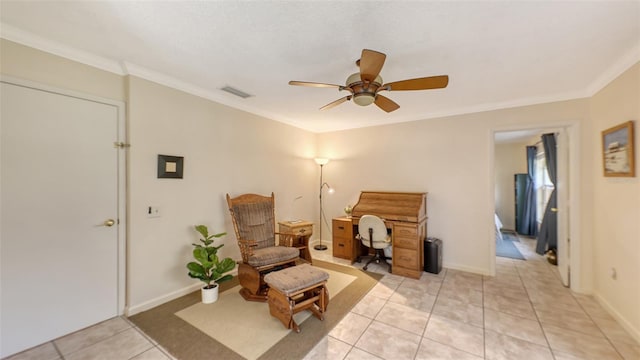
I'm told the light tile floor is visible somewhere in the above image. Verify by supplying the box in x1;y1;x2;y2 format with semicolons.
5;236;639;360
305;236;640;360
4;316;176;360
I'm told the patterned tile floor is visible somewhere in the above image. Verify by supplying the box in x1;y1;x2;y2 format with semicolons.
5;236;639;360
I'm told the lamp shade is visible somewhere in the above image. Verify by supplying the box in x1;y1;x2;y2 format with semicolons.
314;158;330;165
322;182;334;193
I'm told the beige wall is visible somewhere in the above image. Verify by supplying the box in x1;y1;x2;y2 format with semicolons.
590;62;640;339
126;76;317;311
1;40;318;315
494;141;529;230
317;99;590;275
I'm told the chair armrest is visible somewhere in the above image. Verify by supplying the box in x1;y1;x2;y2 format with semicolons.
237;239;258;263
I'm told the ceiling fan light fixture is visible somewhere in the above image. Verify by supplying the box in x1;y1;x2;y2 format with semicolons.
353;93;376;106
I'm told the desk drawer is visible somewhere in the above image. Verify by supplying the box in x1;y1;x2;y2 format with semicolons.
393;224;418;239
394;236;419;250
393;247;419;270
332;219;352;238
333;236;352;259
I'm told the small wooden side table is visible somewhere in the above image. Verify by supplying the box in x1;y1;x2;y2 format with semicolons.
278;220;313;263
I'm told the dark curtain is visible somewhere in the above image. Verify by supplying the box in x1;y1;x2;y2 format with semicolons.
518;146;537;236
536;133;557;254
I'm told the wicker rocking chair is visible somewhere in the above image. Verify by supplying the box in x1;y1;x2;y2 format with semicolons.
226;192;301;302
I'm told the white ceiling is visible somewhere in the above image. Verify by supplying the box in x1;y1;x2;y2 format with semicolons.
1;1;639;133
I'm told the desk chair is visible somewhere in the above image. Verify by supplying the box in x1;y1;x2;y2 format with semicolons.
357;215;392;272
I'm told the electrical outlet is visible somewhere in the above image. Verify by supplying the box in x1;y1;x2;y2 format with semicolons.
147;206;161;218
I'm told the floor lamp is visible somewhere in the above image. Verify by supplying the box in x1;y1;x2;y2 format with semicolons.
314;158;333;251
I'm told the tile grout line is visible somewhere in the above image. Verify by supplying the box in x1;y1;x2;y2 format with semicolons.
514;243;558;360
416;268;486;358
128;326;161;359
123;314;163;356
349;266;396;359
413;269;442;360
57;322;138;359
569;290;627;359
420;268;490;359
343;278;379;358
529;233;631;358
352;268;446;360
335;265;395;360
483;259;523;357
52;341;65;360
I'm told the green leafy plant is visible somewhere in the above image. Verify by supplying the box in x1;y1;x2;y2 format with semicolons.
187;225;236;289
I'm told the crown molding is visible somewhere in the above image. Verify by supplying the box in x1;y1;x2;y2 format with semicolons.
1;23;126;75
2;22;638;134
315;90;590;133
586;43;640;97
122;62;293;127
0;23;305;130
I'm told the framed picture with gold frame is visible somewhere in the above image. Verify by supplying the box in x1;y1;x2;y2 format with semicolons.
602;121;635;177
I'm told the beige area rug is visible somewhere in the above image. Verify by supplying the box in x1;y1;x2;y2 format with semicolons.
175;268;355;360
129;260;381;360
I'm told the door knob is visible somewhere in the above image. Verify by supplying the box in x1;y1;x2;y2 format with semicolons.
103;219;116;227
551;208;558;213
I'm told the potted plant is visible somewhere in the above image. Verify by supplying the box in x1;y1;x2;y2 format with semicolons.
187;225;236;304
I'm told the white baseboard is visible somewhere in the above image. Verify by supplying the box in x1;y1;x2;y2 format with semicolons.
125;283;202;316
594;293;640;343
125;268;240;316
443;262;492;276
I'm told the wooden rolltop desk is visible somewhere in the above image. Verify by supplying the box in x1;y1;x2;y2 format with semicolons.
349;191;428;279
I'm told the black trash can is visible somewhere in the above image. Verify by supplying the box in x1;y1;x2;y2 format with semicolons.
424;237;442;274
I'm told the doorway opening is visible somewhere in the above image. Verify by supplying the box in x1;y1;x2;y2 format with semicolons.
492;125;579;289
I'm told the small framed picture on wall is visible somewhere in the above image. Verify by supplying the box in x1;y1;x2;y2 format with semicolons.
157;154;184;179
601;121;635;177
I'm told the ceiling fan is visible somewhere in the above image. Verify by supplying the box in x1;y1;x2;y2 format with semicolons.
289;49;449;113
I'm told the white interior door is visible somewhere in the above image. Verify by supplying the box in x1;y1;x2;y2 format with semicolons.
1;80;124;357
556;129;570;286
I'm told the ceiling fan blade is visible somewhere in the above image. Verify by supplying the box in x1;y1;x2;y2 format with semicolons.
359;49;386;82
374;95;400;113
320;96;352;111
289;81;342;88
383;75;449;91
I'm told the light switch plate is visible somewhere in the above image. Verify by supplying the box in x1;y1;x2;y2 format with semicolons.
147;206;161;218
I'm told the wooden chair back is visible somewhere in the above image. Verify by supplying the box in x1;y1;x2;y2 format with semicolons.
226;193;277;255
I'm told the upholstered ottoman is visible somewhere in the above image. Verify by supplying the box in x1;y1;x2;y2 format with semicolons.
263;264;329;333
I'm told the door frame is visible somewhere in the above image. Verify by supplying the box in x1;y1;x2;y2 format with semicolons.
489;121;582;291
1;75;127;314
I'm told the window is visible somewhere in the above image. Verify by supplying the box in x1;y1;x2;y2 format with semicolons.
535;145;554;224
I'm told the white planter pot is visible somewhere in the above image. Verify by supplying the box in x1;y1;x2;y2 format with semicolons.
201;284;219;304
